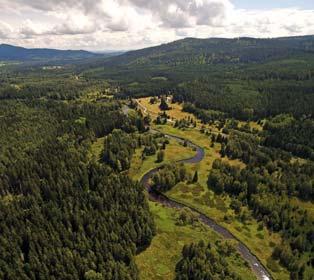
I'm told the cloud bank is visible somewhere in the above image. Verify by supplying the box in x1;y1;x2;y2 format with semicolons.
0;0;313;50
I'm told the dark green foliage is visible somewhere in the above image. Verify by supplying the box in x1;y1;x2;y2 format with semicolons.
159;96;169;111
156;150;165;163
173;77;314;119
174;116;196;129
208;125;314;277
103;36;314;67
0;153;154;279
139;133;169;159
173;81;255;120
175;240;243;280
75;35;314;121
192;171;198;183
2;35;314;279
0;99;155;280
176;208;199;226
0;77;110;101
103;129;138;171
75;35;314;120
155;112;168;125
149;96;157;104
152;164;188;192
182;103;225;123
143;144;157;156
264;114;314;160
0;43;100;61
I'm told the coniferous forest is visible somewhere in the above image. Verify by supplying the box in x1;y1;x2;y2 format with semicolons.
0;35;314;280
0;99;155;279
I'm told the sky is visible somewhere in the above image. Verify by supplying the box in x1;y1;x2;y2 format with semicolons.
0;0;313;51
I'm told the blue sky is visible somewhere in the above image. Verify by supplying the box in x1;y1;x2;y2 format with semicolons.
233;0;314;9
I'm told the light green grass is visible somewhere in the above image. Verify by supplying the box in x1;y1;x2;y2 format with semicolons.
151;76;168;81
128;129;255;279
290;197;314;220
137;97;197;121
134;99;289;279
167;184;289;280
129;138;195;181
152;124;289;280
135;202;256;280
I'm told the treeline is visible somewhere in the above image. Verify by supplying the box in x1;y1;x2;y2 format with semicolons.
175;240;244;280
0;78;109;100
0;143;155;279
208;127;314;277
256;80;314;117
174;116;197;129
102;36;314;67
0;99;155;279
172;80;260;120
152;164;188;192
103;130;138;171
264;114;314;160
0;99;134;175
221;129;314;200
208;160;313;278
182;103;225;123
103;130;169;171
172;77;314;120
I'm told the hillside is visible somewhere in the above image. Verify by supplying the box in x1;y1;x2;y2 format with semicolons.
104;35;314;66
0;44;101;61
79;36;314;120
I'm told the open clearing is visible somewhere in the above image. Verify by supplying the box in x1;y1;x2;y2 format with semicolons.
128;137;195;181
137;97;197;122
135;202;256;280
134;98;289;280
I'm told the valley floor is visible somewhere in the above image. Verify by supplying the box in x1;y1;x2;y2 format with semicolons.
130;98;291;280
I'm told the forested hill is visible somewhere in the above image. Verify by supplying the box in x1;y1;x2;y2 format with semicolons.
104;35;314;66
80;35;314;119
0;44;101;61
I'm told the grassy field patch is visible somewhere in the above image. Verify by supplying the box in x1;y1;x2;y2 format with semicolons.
137;97;197;121
153;124;289;280
128;137;195;181
133;100;290;279
135;202;256;280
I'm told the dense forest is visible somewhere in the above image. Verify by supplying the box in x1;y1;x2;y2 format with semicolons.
208;123;314;278
0;99;155;279
0;35;314;279
102;36;314;67
175;240;245;280
151;164;189;192
264;115;314;160
82;36;314;121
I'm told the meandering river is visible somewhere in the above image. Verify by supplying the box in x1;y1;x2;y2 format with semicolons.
122;105;272;280
140;129;272;280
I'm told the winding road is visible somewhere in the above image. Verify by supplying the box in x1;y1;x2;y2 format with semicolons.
123;104;272;280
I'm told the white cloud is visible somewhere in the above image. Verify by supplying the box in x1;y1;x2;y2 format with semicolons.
0;0;313;50
0;21;13;39
118;0;231;28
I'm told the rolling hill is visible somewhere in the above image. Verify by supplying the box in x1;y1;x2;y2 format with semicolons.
0;44;101;61
104;35;314;66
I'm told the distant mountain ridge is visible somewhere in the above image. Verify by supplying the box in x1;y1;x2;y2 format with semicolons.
2;35;314;65
0;44;101;61
104;35;314;66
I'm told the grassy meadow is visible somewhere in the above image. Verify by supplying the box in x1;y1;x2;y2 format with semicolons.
135;202;256;280
134;98;290;279
89;98;291;279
